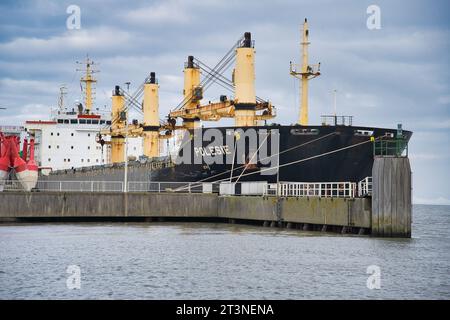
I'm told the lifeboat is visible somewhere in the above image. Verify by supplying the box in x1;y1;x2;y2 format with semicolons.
10;136;38;191
25;138;38;190
0;133;11;187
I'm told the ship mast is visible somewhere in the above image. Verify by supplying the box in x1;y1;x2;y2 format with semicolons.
77;55;98;114
290;19;320;125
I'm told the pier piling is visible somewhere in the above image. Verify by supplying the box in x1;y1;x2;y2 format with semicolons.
372;157;412;237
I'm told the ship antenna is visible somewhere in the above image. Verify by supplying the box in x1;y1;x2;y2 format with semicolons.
333;89;337;116
290;18;321;125
76;54;99;114
58;85;67;111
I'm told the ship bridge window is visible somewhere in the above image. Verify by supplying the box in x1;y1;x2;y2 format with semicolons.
79;119;86;124
106;121;111;125
86;120;92;124
100;120;105;124
92;120;99;124
64;120;69;124
57;119;63;124
290;128;320;135
70;119;78;124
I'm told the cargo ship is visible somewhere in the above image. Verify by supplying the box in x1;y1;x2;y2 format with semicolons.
32;20;411;188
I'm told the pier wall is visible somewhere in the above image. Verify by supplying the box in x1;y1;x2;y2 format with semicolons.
372;157;412;237
0;192;371;230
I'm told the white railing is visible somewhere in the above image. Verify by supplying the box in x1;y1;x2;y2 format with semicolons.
358;176;372;197
38;180;124;192
263;181;357;198
127;181;218;193
1;180;123;192
0;180;216;193
1;180;368;198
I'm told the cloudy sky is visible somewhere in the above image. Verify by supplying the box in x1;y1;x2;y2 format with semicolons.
0;0;449;204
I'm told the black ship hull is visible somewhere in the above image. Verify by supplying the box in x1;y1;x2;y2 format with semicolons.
150;124;412;184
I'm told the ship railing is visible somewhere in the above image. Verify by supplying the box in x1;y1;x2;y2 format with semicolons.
357;176;372;197
320;115;353;126
263;181;357;198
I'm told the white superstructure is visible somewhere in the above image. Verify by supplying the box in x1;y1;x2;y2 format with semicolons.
24;57;143;172
25;109;143;171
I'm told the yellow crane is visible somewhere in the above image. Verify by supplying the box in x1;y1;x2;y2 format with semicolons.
99;32;276;163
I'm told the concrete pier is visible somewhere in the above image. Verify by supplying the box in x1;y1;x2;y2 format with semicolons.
0;154;413;238
0;192;372;234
